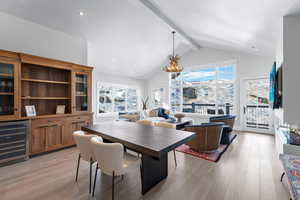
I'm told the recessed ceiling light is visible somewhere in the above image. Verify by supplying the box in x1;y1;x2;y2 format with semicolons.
251;46;259;51
79;11;85;16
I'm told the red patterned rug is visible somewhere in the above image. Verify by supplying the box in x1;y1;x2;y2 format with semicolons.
176;134;237;162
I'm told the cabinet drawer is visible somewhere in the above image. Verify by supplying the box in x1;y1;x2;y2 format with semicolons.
32;118;65;128
68;115;91;122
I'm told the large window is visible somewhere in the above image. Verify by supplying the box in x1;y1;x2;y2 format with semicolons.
170;64;235;114
97;83;138;115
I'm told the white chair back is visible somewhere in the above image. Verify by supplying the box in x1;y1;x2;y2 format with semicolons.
73;131;95;161
90;137;124;176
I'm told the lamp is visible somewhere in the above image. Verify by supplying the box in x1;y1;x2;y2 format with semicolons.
162;31;183;72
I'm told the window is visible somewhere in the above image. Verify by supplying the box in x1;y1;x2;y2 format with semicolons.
97;82;138;115
151;88;164;108
169;64;235;114
170;73;182;113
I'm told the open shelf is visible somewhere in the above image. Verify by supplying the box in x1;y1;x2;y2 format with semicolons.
22;97;71;100
22;78;70;85
21;63;72;117
0;73;13;77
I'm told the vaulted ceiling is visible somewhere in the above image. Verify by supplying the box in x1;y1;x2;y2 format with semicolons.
0;0;299;79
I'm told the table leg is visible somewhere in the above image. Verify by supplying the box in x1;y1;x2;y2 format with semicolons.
141;153;168;195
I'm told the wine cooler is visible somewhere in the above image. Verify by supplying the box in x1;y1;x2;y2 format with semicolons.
0;120;29;166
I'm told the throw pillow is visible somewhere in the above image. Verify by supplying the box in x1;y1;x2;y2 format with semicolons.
158;108;169;119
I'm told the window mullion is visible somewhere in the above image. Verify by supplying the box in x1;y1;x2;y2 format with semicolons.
216;67;219;114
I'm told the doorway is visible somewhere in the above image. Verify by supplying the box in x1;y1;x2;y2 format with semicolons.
240;77;273;134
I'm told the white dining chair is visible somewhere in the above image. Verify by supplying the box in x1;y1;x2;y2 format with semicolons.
90;137;140;199
154;122;178;167
73;130;96;194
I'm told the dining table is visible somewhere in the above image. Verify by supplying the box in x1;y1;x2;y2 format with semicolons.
82;121;196;195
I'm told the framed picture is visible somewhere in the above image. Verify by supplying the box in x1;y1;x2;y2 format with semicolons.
56;105;66;114
25;105;36;117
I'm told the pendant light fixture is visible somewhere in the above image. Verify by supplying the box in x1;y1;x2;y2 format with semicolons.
162;31;183;72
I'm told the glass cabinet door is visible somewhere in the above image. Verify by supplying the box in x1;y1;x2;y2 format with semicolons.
75;73;89;112
0;61;17;117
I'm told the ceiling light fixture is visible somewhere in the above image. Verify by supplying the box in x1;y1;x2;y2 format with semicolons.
251;46;259;51
79;11;85;16
162;31;183;72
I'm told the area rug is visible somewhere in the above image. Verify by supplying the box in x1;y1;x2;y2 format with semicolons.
175;134;237;162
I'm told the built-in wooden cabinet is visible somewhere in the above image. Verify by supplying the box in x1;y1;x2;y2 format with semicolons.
0;50;93;156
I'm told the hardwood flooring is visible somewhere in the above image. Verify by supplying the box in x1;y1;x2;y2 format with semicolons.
0;132;290;200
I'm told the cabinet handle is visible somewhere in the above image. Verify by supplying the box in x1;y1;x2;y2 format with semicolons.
38;125;49;128
38;123;58;128
48;124;58;127
72;121;85;124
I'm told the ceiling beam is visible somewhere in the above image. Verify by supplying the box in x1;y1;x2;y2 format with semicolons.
139;0;201;49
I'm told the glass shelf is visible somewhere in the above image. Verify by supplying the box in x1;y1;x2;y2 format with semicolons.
75;74;88;112
0;62;15;116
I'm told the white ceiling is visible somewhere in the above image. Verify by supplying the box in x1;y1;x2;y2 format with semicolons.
152;0;300;55
0;0;299;79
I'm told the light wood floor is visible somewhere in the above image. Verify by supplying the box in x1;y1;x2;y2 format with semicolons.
0;132;290;200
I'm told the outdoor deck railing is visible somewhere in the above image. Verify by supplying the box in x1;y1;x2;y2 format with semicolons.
182;103;233;115
244;104;270;129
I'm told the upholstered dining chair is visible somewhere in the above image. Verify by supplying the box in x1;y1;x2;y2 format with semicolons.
184;122;224;152
154;122;178;167
210;115;236;144
136;119;153;126
90;137;140;200
73;130;96;194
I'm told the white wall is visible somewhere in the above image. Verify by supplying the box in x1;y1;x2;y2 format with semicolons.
146;47;274;130
0;12;87;64
283;16;300;124
0;12;146;118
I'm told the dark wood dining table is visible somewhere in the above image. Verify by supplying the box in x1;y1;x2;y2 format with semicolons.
82;121;196;195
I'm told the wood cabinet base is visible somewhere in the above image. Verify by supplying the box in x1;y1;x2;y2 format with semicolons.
29;113;92;155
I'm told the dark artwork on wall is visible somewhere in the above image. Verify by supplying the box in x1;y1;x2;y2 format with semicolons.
269;62;282;109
